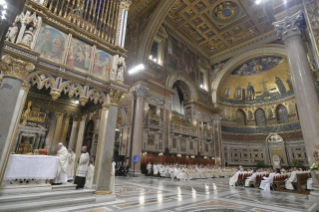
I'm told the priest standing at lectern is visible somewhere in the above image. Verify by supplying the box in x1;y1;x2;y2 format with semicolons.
74;146;90;189
53;143;69;184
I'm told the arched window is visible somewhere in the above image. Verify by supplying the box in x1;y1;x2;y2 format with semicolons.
277;105;288;123
255;109;266;126
236;109;246;126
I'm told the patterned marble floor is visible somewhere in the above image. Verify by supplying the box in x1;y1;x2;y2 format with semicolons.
41;176;319;212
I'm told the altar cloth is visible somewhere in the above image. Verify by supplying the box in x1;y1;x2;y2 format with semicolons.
3;155;58;180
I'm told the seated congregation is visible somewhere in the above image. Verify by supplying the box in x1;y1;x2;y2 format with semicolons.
229;166;313;193
145;162;237;180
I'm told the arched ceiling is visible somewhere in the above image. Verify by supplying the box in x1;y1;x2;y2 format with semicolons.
219;54;294;105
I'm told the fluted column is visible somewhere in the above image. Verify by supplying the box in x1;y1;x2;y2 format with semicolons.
273;11;319;202
94;89;125;201
212;114;221;165
130;83;148;173
0;54;35;186
60;115;71;145
51;112;64;154
68;117;79;151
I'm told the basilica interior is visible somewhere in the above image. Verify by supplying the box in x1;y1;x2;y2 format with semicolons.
0;0;319;211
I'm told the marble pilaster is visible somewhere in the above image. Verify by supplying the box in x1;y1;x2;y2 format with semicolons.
68;118;79;151
273;11;319;202
130;84;149;172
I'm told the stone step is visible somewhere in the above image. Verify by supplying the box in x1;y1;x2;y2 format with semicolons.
51;183;77;191
0;189;95;205
0;196;96;212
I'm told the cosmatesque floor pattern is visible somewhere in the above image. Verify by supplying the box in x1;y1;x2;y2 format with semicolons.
41;176;319;212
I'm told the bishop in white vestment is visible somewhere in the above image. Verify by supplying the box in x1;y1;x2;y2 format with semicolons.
245;171;256;187
53;143;69;184
85;162;95;188
74;146;90;189
67;149;76;181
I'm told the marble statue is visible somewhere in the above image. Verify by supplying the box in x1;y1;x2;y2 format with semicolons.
6;22;19;43
21;27;34;47
116;55;126;82
272;155;281;169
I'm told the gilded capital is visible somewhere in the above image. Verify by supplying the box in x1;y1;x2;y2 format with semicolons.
109;88;126;105
0;54;35;80
21;81;31;91
273;11;305;42
133;84;149;98
120;0;131;11
79;97;88;106
50;89;61;101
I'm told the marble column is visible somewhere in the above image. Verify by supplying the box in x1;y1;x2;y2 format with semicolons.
60;115;70;145
130;84;148;173
68;117;79;151
212;114;221;165
94;89;125;202
0;54;34;186
51;112;64;154
273;11;319;202
74;115;87;173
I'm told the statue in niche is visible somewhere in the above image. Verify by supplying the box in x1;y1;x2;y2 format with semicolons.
275;76;286;94
272;155;281;169
246;82;255;101
233;84;241;100
21;27;34;47
116;55;126;82
267;108;273;119
6;22;19;43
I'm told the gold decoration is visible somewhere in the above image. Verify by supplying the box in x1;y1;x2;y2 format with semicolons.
213;1;238;21
17;139;32;154
148;113;161;121
171;114;196;129
50;89;61;101
109;88;126;105
79;97;88;106
0;55;35;80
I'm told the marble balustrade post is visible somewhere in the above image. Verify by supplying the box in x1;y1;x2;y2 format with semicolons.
0;54;35;186
273;11;319;202
130;83;149;173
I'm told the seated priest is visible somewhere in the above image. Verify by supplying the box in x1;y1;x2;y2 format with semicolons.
229;169;240;186
259;169;275;191
53;143;69;185
74;146;90;189
285;167;297;190
245;169;257;187
85;161;95;188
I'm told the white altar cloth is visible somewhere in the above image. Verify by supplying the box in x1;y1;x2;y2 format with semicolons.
3;155;58;180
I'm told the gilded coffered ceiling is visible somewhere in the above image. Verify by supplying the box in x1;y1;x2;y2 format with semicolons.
164;0;302;58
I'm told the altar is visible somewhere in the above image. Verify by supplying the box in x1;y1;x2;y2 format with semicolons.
1;154;58;195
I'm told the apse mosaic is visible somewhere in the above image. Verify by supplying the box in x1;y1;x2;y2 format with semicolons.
34;24;68;63
92;49;112;80
219;56;294;104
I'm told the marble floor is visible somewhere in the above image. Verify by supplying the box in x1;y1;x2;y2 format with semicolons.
41;176;319;212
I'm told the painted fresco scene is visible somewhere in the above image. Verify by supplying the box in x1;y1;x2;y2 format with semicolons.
219;56;294;104
66;37;93;73
92;50;113;80
34;24;68;64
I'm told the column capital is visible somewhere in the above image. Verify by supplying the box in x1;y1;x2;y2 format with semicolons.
109;89;126;105
120;0;131;11
50;89;61;101
21;81;31;91
272;10;305;42
133;83;149;98
0;54;35;80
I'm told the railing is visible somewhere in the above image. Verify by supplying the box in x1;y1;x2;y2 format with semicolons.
40;0;120;44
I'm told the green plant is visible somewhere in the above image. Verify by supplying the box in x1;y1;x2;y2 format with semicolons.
310;163;318;171
255;160;266;168
289;159;304;168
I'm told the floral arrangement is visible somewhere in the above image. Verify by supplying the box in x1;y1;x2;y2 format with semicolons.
310;163;318;171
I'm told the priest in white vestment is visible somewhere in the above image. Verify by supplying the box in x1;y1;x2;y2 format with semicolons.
74;146;90;189
153;163;158;176
53;143;69;184
85;161;95;188
147;162;152;175
245;170;256;187
110;161;116;193
285;168;297;190
260;170;275;191
67;149;76;181
229;169;240;186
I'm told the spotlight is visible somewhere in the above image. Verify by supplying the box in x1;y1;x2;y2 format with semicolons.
74;100;79;105
128;64;145;75
149;55;153;60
